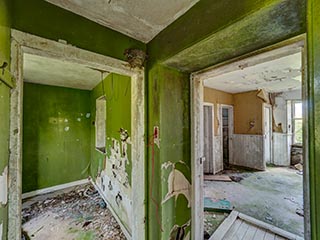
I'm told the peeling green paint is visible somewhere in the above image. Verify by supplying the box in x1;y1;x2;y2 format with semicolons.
0;0;11;239
0;82;9;240
22;83;91;193
147;65;191;240
90;73;132;234
145;1;308;238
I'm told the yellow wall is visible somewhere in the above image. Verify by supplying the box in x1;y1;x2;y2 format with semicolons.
204;88;233;135
204;88;264;135
234;91;264;135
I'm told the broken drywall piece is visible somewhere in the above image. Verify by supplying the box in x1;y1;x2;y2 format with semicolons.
0;222;2;240
162;167;191;208
0;166;8;205
256;89;269;103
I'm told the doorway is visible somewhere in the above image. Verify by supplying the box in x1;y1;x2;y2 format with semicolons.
191;37;307;240
9;30;145;240
221;105;233;169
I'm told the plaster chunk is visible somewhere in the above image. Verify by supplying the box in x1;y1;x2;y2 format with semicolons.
0;166;8;205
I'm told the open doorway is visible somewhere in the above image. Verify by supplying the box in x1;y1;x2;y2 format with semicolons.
9;30;145;240
192;38;307;240
221;105;233;169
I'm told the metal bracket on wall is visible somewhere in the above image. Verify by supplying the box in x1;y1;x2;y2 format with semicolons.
0;60;15;89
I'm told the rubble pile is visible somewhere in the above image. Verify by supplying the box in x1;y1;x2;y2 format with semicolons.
22;184;126;240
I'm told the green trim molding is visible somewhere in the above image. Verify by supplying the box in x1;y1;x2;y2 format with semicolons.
307;0;320;239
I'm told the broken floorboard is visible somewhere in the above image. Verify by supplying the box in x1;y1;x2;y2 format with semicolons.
210;210;304;240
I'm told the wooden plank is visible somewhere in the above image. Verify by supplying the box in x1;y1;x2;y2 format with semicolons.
223;219;243;240
264;231;276;240
254;228;267;239
274;235;287;240
230;221;249;240
242;223;258;240
209;210;239;240
204;175;232;182
238;213;303;240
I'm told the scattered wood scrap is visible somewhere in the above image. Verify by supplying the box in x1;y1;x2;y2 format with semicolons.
204;175;232;182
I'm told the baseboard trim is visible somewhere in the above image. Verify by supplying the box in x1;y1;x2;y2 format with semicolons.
90;179;132;240
22;178;90;199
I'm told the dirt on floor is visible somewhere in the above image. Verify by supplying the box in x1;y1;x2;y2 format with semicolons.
22;183;126;240
204;211;228;239
204;167;304;237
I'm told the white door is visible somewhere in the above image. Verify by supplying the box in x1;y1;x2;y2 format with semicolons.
264;106;272;164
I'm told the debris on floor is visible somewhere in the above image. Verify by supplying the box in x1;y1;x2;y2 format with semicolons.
204;175;232;182
291;144;303;165
229;175;244;182
204;167;304;237
204;211;229;238
204;197;233;212
22;183;126;240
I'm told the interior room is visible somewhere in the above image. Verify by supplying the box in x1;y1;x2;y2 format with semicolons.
2;0;320;240
21;53;133;239
202;49;304;239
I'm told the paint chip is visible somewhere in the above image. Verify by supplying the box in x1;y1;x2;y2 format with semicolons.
86;113;91;118
64;126;70;131
0;166;8;205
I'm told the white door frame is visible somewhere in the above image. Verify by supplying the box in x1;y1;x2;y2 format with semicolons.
9;30;145;240
203;102;214;174
263;104;273;165
191;37;306;240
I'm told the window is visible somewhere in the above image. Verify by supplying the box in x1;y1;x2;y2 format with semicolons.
95;96;106;153
292;101;303;144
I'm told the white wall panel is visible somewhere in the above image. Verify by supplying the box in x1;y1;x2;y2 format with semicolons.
231;134;265;170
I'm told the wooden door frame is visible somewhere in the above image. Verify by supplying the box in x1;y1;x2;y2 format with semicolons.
203;102;214;174
191;35;308;240
263;104;273;165
9;30;146;240
219;104;234;166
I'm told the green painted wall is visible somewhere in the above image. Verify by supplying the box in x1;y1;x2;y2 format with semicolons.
12;0;145;61
90;73;132;233
307;0;320;239
145;1;307;239
0;0;11;239
22;83;91;193
147;65;191;240
149;0;305;72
